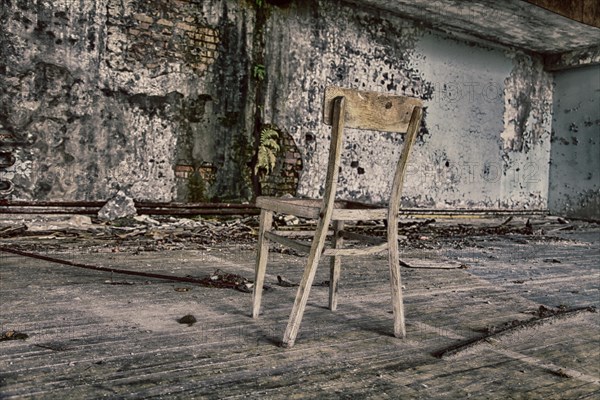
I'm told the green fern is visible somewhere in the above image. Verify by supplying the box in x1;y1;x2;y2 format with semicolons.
255;127;280;175
253;64;266;81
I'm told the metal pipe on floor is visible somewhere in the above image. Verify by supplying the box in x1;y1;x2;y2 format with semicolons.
0;245;242;288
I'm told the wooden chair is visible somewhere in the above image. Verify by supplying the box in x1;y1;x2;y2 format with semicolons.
252;86;423;347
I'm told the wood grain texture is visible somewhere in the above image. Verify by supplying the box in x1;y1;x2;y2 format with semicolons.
524;0;600;28
323;86;423;132
254;88;423;347
255;198;389;220
386;105;422;338
252;209;273;318
329;220;344;311
323;242;389;256
282;96;348;347
583;0;600;27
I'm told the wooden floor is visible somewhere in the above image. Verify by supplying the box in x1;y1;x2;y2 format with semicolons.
0;216;599;399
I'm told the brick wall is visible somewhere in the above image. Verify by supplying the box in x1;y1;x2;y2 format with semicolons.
110;1;220;74
260;131;303;197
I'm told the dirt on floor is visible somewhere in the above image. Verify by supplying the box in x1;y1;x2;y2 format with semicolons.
1;212;599;399
0;212;591;255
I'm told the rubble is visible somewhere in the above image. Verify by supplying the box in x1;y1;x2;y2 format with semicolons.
0;330;29;341
98;191;137;221
177;315;197;326
0;213;595;257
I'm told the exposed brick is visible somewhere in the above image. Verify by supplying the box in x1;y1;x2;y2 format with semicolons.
134;13;154;24
176;22;196;32
157;18;174;27
204;34;219;44
176;165;192;170
193;63;208;72
175;165;194;178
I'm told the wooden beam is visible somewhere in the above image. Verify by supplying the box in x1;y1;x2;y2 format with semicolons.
544;44;600;71
583;0;600;27
524;0;600;28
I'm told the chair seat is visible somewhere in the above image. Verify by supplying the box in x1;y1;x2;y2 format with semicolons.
256;196;388;221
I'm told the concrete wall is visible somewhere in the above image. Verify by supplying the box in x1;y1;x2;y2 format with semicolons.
548;65;600;219
0;0;256;202
1;0;557;210
264;1;552;209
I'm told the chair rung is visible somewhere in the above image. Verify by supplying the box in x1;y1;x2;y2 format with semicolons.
264;231;311;253
340;230;387;245
323;242;389;256
273;230;333;237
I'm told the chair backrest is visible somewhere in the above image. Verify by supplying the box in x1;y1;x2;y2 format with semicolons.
323;86;422;133
320;86;423;211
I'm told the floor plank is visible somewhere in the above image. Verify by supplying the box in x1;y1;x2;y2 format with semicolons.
1;217;598;398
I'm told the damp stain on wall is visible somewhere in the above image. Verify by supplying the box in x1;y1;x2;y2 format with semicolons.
501;53;553;153
548;64;600;219
0;0;593;215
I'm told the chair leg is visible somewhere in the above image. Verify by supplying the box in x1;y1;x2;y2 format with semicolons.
387;218;406;338
252;209;273;319
282;217;330;347
329;220;344;311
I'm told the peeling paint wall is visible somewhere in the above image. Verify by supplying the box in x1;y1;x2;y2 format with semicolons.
0;0;255;202
263;1;553;209
1;0;559;210
548;65;600;219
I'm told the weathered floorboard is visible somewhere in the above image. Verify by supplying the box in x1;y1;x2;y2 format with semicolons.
1;220;599;398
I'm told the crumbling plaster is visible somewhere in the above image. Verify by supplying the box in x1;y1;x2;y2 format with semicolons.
548;65;600;219
0;0;567;211
1;0;255;202
264;1;553;209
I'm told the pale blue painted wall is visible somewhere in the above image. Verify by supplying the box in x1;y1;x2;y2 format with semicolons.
549;65;600;219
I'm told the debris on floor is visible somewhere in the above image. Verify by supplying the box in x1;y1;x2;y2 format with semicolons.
277;275;298;287
0;214;259;253
546;368;572;378
275;275;330;288
435;305;598;359
0;213;595;257
98;191;137;221
1;210;598;398
1;330;29;341
0;224;27;237
177;314;198;326
103;279;136;285
201;269;265;293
